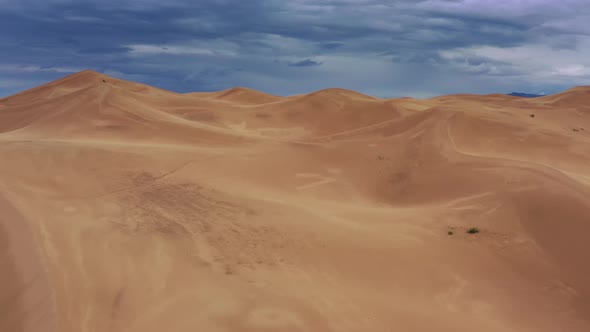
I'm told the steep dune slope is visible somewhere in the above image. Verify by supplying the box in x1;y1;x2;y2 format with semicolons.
187;87;285;105
1;71;589;332
533;86;590;108
248;88;402;136
0;71;253;144
0;194;57;332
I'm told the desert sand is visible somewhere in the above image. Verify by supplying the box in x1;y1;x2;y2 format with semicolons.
1;70;589;332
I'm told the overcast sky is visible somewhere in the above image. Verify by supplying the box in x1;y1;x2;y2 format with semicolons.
1;0;590;98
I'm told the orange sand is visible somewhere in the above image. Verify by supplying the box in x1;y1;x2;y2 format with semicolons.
1;70;589;331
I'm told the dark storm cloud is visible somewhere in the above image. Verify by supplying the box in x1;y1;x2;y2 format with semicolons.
1;0;589;98
289;59;323;67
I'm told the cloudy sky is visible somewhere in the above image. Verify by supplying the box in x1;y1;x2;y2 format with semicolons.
1;0;589;98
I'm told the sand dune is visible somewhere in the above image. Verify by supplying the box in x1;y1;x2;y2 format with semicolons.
533;86;590;107
187;87;285;105
1;70;589;332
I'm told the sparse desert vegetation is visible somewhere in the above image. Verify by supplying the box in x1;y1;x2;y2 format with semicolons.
467;227;480;234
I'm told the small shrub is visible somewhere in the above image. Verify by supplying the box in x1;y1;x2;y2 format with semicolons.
466;227;480;234
530;114;535;118
448;231;454;236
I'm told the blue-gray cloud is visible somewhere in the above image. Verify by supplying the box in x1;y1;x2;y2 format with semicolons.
289;59;323;67
0;0;589;98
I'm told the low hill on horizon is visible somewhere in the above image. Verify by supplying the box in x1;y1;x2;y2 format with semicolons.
507;92;546;98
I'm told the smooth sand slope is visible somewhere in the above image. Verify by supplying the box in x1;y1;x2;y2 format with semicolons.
1;70;590;332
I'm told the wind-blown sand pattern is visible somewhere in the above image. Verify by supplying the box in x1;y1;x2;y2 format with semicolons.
1;70;589;332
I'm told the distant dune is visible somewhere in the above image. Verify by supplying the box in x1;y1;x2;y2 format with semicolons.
1;70;589;332
533;86;590;107
186;86;285;105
